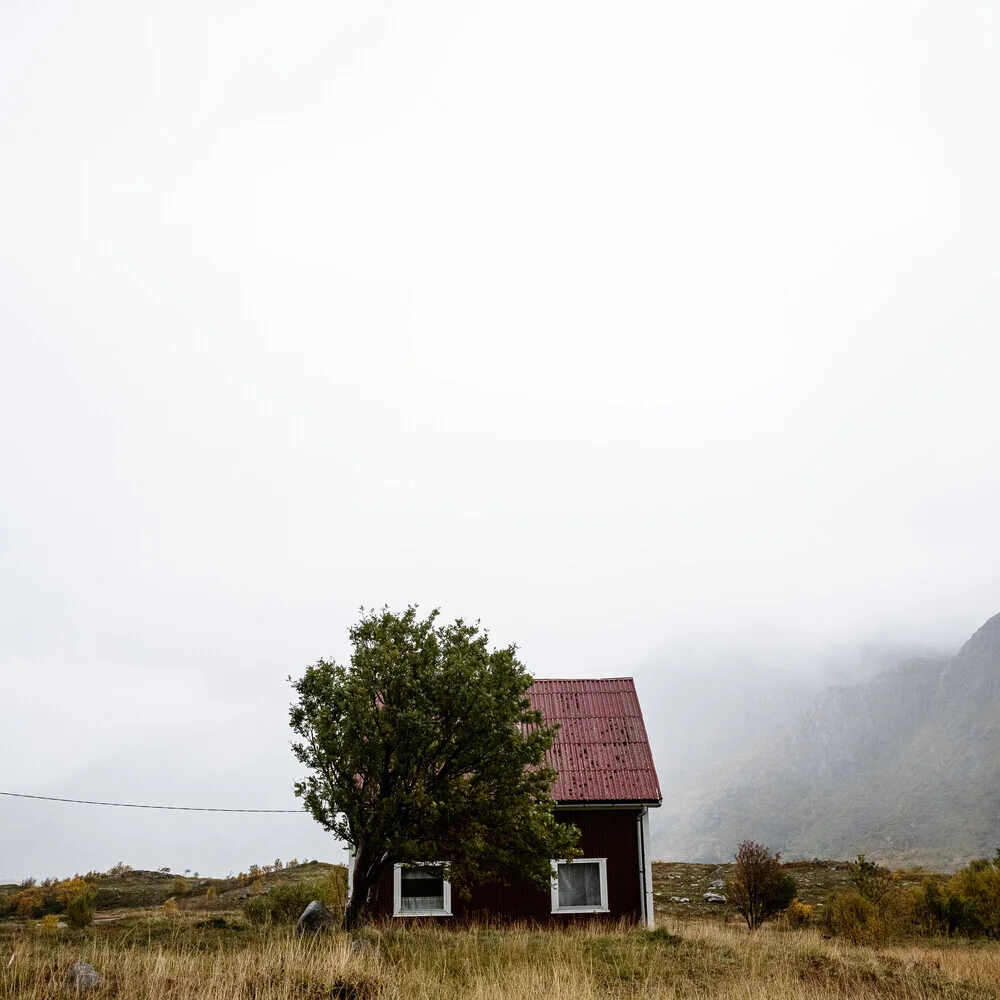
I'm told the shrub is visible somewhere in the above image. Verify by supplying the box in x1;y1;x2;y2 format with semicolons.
243;896;272;926
163;897;180;917
830;890;883;945
785;898;814;927
725;841;797;930
39;914;60;934
848;855;895;910
170;876;190;897
15;888;49;919
946;853;1000;938
242;874;347;926
65;887;97;928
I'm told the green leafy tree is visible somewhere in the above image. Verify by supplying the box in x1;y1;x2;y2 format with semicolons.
848;854;895;910
725;840;797;930
290;606;580;928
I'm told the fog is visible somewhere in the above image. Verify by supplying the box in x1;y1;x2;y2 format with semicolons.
2;1;999;881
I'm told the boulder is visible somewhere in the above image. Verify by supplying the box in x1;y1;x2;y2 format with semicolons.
65;960;102;991
295;900;336;936
703;892;727;903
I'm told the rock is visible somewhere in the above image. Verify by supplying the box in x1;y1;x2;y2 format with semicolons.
703;893;727;903
710;880;725;889
295;900;336;936
65;960;102;991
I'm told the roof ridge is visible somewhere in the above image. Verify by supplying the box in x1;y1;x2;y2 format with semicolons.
530;676;636;683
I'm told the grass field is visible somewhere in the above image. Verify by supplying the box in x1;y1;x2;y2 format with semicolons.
1;861;997;998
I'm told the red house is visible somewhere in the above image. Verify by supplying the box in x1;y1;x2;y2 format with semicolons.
354;677;662;926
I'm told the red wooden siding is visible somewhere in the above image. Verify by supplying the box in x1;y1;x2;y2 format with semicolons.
367;808;643;923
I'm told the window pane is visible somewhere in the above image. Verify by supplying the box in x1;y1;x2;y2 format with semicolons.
401;865;445;911
557;861;602;908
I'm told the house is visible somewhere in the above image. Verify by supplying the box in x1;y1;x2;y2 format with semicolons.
354;677;662;926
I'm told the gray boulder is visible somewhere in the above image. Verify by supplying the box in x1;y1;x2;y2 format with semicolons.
65;960;102;991
295;900;336;936
703;892;727;903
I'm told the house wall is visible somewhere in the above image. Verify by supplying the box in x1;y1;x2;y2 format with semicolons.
366;807;644;923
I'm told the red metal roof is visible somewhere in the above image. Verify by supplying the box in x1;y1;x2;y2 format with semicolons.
527;678;662;806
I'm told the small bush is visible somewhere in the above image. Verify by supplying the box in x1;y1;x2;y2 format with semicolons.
65;887;97;928
170;876;190;897
163;897;180;917
725;841;797;930
243;896;272;926
830;890;883;944
39;914;60;934
785;899;814;927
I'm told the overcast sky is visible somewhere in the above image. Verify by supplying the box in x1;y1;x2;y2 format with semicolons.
2;1;999;882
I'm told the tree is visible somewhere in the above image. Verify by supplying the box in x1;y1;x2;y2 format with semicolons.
725;840;797;930
847;854;895;911
290;606;580;928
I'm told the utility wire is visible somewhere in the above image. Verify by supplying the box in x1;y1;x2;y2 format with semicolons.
0;791;304;813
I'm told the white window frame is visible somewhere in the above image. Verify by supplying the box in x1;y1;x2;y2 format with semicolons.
550;857;610;914
393;862;452;917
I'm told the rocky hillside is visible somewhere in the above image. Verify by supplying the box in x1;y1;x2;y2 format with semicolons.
657;612;1000;868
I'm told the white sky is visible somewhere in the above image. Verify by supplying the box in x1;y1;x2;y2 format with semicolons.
2;0;999;880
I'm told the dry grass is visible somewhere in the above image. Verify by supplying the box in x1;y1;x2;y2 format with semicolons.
3;913;1000;999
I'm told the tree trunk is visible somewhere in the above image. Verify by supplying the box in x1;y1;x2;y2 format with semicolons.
344;844;382;930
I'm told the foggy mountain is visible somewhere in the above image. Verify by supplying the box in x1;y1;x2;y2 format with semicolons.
653;612;1000;869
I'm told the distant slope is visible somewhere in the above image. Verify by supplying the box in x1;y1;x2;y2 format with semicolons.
657;612;1000;868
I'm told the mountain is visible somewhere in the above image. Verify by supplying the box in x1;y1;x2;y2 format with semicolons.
657;612;1000;868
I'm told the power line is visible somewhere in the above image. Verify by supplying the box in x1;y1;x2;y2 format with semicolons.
0;791;304;814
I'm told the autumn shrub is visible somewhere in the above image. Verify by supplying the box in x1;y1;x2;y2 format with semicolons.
39;914;60;934
725;841;797;930
163;897;180;917
829;890;884;945
947;853;1000;937
14;887;51;919
170;876;190;897
784;898;814;928
914;852;1000;938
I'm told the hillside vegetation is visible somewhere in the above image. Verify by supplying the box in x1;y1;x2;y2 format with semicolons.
6;858;1000;997
660;611;1000;867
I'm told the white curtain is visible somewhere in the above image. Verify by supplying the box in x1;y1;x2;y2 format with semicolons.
401;866;444;911
558;862;601;907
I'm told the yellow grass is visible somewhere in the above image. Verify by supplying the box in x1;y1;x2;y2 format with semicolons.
3;914;1000;999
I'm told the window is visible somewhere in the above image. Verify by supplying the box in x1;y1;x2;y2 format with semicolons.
551;858;609;913
393;863;452;917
